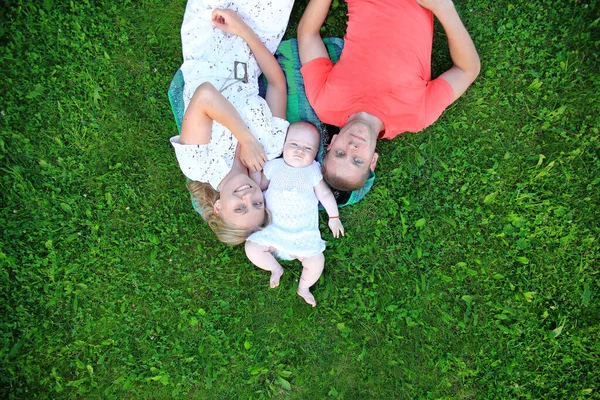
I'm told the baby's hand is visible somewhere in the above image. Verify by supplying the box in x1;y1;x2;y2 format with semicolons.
328;218;345;238
239;138;267;173
211;9;250;37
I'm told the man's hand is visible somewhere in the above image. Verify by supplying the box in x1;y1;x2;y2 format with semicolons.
328;218;345;238
211;9;251;38
238;137;267;173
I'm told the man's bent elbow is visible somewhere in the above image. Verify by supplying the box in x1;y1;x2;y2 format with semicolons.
463;54;481;86
472;54;481;79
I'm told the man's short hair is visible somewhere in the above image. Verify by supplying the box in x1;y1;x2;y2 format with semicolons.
321;159;370;191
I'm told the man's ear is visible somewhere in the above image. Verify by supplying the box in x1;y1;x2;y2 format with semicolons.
369;152;379;171
326;134;338;151
213;200;221;216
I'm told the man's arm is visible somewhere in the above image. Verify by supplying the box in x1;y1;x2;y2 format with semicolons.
180;82;266;172
212;9;287;119
418;0;480;100
297;0;332;65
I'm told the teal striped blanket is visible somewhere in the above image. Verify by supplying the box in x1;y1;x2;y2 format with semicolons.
168;38;375;212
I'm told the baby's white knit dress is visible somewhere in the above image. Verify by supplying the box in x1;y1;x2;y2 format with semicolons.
247;159;326;260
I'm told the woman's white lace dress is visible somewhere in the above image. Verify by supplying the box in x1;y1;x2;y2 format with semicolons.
170;0;294;190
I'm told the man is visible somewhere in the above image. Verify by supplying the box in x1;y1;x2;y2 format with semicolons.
298;0;481;190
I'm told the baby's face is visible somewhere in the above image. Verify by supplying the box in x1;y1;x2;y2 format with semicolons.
282;125;320;168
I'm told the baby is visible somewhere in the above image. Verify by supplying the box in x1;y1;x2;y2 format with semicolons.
245;121;344;307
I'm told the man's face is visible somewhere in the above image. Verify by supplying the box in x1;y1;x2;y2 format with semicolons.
323;120;379;187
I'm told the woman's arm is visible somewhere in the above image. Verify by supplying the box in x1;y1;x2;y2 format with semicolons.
314;179;344;238
180;82;266;172
211;9;287;119
249;170;270;191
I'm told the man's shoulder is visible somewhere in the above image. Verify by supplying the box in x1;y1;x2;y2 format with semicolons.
301;57;335;77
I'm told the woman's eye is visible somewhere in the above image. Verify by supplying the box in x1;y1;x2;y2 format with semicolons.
253;201;263;207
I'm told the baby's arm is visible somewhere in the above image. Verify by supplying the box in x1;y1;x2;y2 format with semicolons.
314;179;344;238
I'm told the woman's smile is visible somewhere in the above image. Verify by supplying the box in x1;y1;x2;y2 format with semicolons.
234;184;252;193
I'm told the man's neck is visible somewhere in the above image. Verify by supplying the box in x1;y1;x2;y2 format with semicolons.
347;112;384;137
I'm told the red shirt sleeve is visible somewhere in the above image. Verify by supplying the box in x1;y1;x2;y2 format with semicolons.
300;57;334;112
423;77;455;129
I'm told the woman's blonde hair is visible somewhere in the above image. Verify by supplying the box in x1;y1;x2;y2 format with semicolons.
187;180;271;246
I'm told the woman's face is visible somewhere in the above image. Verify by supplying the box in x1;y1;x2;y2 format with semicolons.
215;172;265;230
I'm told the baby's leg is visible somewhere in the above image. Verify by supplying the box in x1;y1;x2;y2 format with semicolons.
245;241;284;288
297;252;325;307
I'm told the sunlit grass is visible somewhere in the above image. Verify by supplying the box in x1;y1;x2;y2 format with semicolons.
1;0;598;398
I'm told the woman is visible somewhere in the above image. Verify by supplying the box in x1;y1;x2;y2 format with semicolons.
170;0;294;245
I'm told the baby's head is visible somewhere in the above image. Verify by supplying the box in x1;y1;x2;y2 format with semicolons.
282;121;320;168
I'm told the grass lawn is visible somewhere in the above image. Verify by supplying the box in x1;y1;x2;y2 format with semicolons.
1;0;599;398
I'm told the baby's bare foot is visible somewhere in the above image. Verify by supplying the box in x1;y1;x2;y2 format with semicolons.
270;266;284;288
297;287;316;307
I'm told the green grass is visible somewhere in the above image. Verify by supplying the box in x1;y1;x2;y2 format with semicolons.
1;0;599;398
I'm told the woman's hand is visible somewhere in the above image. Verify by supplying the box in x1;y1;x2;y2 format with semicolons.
211;9;251;38
238;137;267;173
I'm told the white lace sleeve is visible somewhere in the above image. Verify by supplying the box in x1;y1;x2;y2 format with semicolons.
170;135;229;191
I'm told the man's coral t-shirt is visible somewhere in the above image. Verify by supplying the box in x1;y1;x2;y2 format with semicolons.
301;0;455;140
